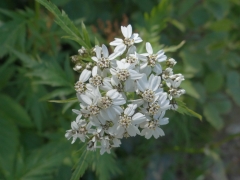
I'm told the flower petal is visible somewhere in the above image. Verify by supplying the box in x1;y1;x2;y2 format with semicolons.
146;42;153;54
80;94;92;105
102;44;109;58
137;74;148;91
127;24;132;38
79;69;91;82
132;113;146;124
121;26;128;38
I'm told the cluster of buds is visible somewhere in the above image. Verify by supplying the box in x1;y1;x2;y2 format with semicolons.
65;24;185;154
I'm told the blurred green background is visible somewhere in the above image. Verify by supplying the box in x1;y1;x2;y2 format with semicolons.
0;0;240;179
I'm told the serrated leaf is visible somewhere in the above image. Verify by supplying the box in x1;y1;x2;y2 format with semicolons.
0;117;19;178
81;22;91;47
70;144;94;180
49;97;78;103
0;94;32;127
61;36;89;49
36;0;90;48
14;142;68;180
93;152;121;180
176;99;202;121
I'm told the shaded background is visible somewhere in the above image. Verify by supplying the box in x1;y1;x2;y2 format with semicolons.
0;0;240;179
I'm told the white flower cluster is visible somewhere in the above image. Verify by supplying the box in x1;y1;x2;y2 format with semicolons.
66;24;185;155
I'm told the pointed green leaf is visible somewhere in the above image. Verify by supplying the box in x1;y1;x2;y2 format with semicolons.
176;99;202;121
0;94;32;127
70;144;94;180
82;22;91;47
36;0;90;48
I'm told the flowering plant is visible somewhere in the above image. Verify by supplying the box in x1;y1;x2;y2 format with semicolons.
66;24;185;155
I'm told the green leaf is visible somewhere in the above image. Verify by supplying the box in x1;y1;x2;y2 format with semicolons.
14;142;68;180
93;153;121;180
36;0;90;48
61;36;89;49
70;144;94;180
164;41;185;53
81;22;91;47
49;97;78;103
226;70;240;106
176;99;202;121
168;19;185;32
0;117;19;179
0;94;32;127
204;72;224;93
203;103;224;130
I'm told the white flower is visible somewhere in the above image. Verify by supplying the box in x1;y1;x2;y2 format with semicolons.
110;104;146;138
91;44;119;70
110;24;142;55
166;74;185;88
140;42;167;75
140;111;169;139
168;88;185;100
77;90;103;124
162;67;173;80
137;74;163;103
141;92;171;117
166;58;177;67
110;60;143;92
99;134;121;155
74;69;91;94
97;89;125;123
65;119;91;143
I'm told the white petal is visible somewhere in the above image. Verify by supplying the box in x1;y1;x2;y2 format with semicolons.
107;108;115;119
116;126;125;136
129;69;143;80
127;46;136;56
106;89;119;99
111;75;120;86
79;69;91;82
114;44;126;54
157;55;167;62
121;26;128;38
110;38;123;46
116;60;124;69
91;56;98;62
127;24;132;38
146;42;153;54
134;37;142;43
137;74;148;91
156;127;165;136
124;104;137;116
127;125;139;136
72;109;80;114
109;52;120;60
71;121;78;130
92;66;98;76
145;130;153;139
112;98;126;106
149;76;160;91
80;94;92;105
153;130;160;139
153;63;162;75
102;44;109;58
96;45;101;59
112;105;123;115
132;113;146;124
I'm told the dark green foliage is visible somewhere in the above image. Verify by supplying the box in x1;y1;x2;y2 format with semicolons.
0;0;239;179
